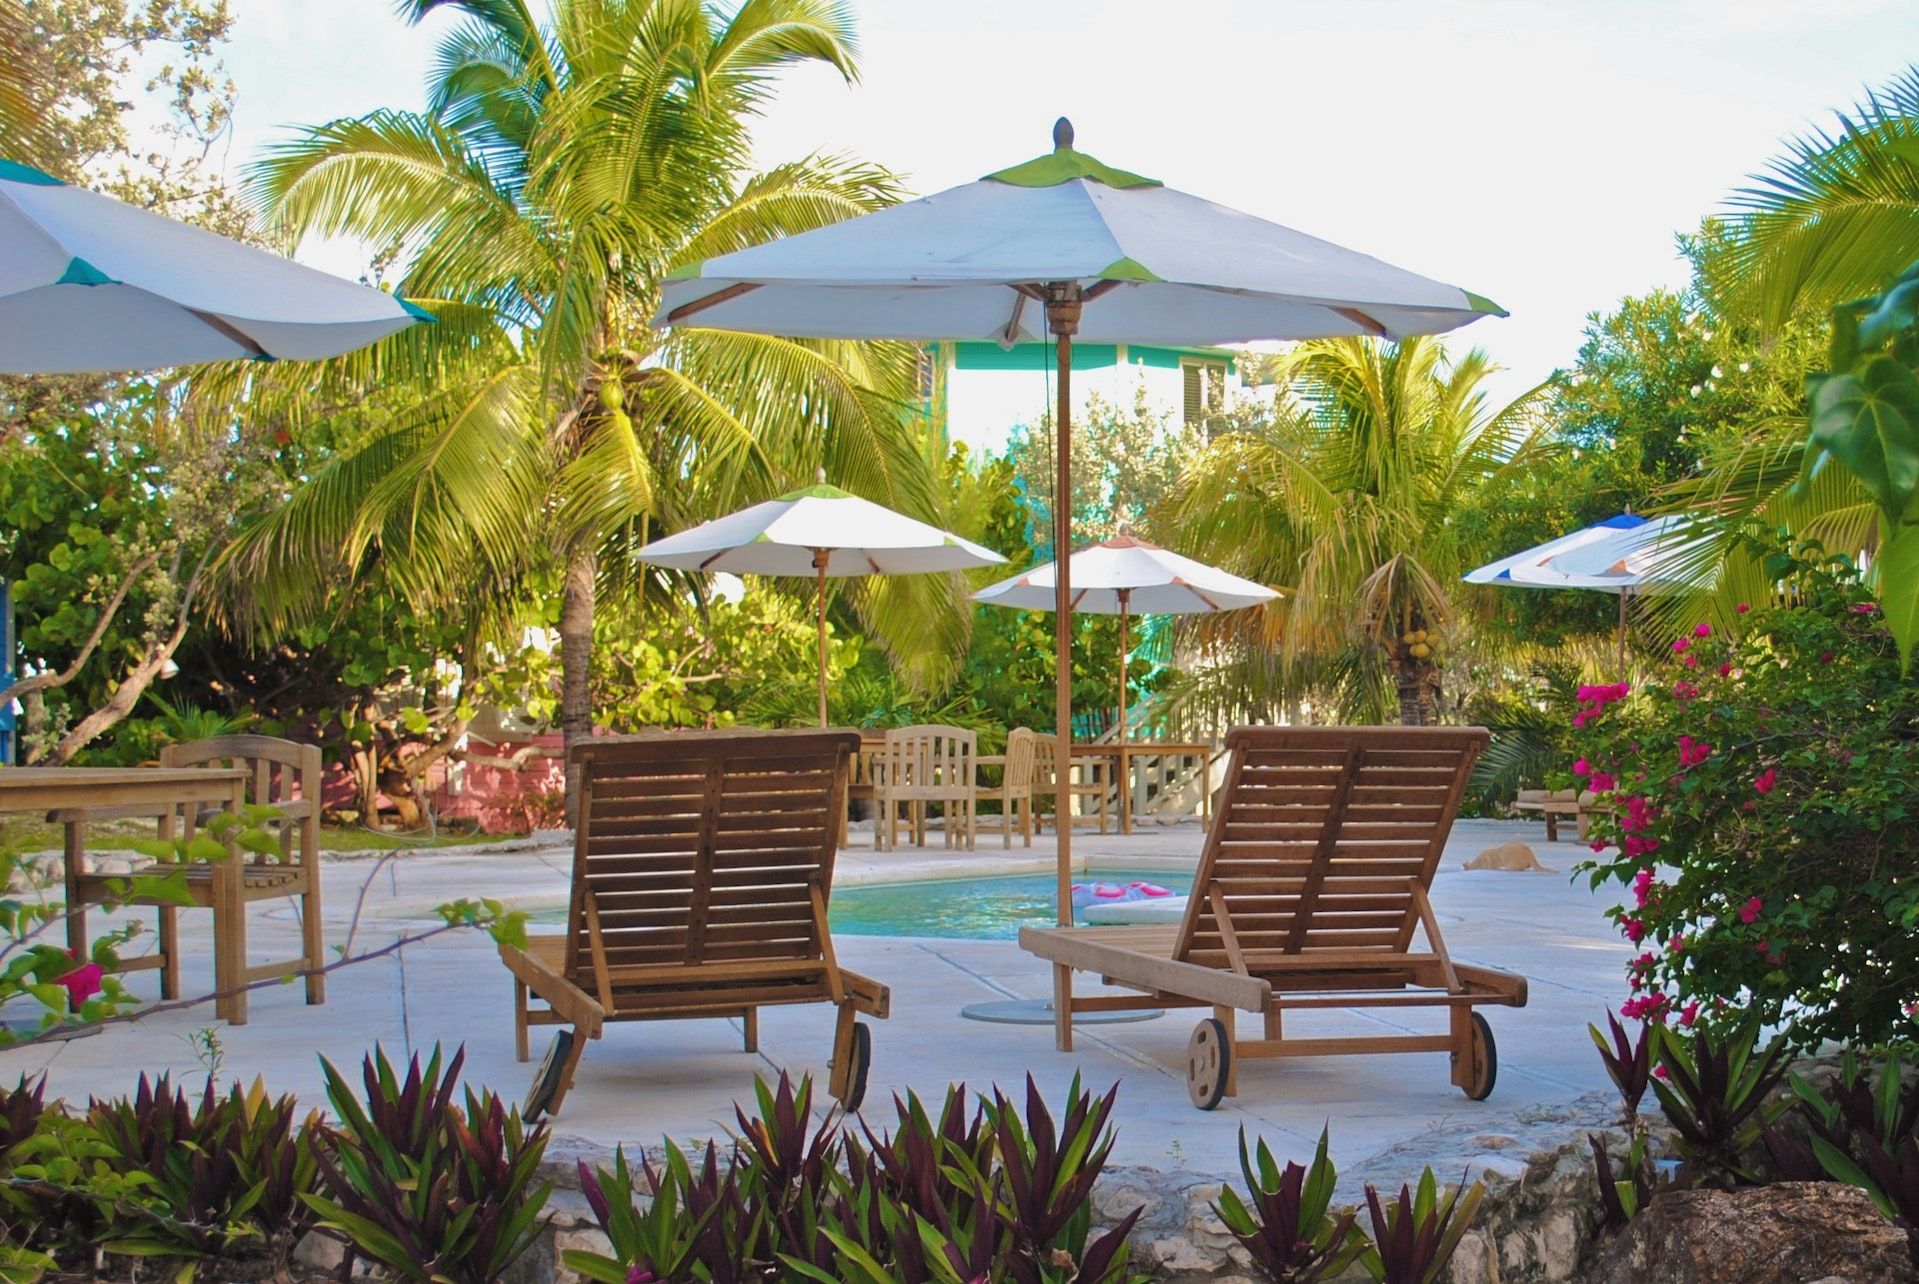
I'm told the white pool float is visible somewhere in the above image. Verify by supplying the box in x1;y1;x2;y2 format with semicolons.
1069;880;1175;910
1083;893;1189;926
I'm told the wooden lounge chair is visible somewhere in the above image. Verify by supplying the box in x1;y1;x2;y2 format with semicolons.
1020;725;1527;1110
56;735;325;1025
501;729;889;1116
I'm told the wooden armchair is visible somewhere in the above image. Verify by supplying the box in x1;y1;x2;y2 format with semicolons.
1033;737;1109;835
875;725;977;851
59;735;325;1024
976;728;1037;848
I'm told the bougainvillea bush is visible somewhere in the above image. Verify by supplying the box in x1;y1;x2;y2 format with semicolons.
1575;540;1919;1050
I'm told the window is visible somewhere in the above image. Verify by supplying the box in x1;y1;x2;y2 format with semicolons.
916;345;939;405
1182;359;1227;428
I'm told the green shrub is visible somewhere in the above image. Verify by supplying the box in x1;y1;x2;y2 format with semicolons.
1573;539;1919;1049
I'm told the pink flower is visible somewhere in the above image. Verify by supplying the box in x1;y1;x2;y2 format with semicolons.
1736;603;1751;615
1590;770;1617;792
1679;1001;1700;1027
1671;637;1690;655
1573;757;1591;777
1739;896;1762;924
57;961;103;1006
1693;622;1712;638
1820;650;1835;665
1624;834;1661;858
1754;769;1777;795
630;1269;660;1284
1590;839;1609;853
1853;603;1879;615
1718;662;1733;677
1622;917;1647;943
1668;934;1686;953
1654;1064;1669;1079
1676;737;1712;767
1683;654;1699;668
1673;681;1698;702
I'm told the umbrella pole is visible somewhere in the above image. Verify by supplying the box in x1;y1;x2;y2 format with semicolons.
815;549;831;727
1117;589;1129;749
1617;586;1628;676
1047;284;1082;1053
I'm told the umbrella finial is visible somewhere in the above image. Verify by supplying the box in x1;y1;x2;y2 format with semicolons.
815;466;827;484
1053;117;1074;151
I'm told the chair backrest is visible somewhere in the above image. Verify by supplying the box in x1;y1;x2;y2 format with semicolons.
160;734;319;811
879;725;975;799
566;729;859;978
1002;728;1037;791
1174;726;1488;972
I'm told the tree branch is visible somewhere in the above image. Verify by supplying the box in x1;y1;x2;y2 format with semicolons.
0;549;162;708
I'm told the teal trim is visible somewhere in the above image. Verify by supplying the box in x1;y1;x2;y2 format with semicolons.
952;339;1235;375
397;296;438;323
0;158;62;186
1464;290;1508;317
56;257;114;287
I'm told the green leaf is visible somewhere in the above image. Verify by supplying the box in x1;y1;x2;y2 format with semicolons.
1875;525;1919;672
1806;355;1919;526
184;836;229;863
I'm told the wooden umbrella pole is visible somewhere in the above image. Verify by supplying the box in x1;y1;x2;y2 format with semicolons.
1617;586;1628;676
815;549;831;727
1116;589;1129;748
1046;283;1082;1053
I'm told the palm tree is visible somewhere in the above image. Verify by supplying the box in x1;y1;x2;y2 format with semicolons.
1166;337;1552;725
0;0;44;156
1719;65;1919;332
227;0;957;811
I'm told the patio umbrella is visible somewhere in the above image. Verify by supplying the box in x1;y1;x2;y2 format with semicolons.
653;118;1504;1037
972;535;1278;745
1;157;428;373
1464;513;1694;669
633;479;1004;725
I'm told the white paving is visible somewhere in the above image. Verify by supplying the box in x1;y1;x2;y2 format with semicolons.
4;820;1632;1181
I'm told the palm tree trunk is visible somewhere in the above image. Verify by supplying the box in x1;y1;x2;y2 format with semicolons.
1396;677;1423;726
559;543;597;827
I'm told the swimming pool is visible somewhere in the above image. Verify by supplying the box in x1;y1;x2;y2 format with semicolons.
831;869;1192;939
526;868;1193;940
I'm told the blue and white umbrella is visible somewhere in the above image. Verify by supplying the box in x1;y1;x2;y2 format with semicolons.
1;157;428;374
1465;514;1697;666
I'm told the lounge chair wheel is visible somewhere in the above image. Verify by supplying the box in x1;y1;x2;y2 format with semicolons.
838;1021;873;1113
1459;1012;1497;1101
525;1028;575;1122
1187;1017;1231;1110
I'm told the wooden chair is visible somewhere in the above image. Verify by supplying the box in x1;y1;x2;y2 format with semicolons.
1032;737;1109;835
874;725;977;851
1512;788;1611;841
500;729;890;1115
58;735;325;1025
976;728;1037;849
1020;725;1527;1110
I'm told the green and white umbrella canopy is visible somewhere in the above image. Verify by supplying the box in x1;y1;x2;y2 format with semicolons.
0;158;429;374
650;119;1506;1015
635;482;1004;724
657;123;1503;344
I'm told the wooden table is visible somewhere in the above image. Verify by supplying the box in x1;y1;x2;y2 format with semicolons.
0;767;249;1018
1069;742;1216;835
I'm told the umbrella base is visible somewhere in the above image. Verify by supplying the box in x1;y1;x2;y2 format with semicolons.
958;998;1163;1025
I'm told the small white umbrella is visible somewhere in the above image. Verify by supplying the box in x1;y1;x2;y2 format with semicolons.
1464;514;1695;668
973;535;1278;744
634;480;1004;724
1;158;428;373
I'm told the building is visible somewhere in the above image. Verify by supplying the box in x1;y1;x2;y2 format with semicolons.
924;339;1244;457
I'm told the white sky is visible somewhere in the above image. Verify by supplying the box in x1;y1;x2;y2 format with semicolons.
217;0;1919;405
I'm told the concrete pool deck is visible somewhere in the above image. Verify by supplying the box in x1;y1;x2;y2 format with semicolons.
5;819;1634;1185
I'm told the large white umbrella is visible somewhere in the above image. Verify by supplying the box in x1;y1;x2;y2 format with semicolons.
653;119;1503;1045
973;535;1278;744
1;158;428;373
633;480;1004;725
1464;513;1696;668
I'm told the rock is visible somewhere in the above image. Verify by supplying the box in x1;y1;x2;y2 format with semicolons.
1586;1182;1915;1284
291;1229;346;1273
1465;841;1555;873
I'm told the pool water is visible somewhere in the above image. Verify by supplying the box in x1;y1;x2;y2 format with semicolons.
828;868;1192;940
528;869;1193;940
